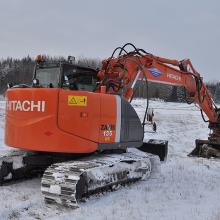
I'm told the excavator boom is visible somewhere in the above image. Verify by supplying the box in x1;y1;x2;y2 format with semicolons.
97;43;220;157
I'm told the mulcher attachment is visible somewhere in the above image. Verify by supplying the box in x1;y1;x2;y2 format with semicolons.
41;150;160;209
189;139;220;158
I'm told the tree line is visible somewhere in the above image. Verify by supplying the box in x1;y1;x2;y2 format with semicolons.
0;56;100;94
0;56;220;103
133;81;220;103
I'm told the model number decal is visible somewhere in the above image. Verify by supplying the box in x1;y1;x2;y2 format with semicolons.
103;130;112;137
100;124;116;131
101;124;115;141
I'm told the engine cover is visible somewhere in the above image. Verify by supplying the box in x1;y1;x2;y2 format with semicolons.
5;88;143;153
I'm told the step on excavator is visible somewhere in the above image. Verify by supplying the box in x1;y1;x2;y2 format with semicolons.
1;43;220;208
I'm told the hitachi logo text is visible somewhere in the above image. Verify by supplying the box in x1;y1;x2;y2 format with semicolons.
7;101;46;112
167;73;181;81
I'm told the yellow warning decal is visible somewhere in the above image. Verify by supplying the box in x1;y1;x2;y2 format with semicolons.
68;96;87;107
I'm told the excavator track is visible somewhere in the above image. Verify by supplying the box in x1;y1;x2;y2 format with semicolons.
41;149;160;208
0;150;86;184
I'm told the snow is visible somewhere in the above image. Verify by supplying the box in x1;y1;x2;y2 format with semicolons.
85;155;151;189
68;175;80;181
0;101;7;150
11;156;24;169
48;185;61;195
0;99;220;220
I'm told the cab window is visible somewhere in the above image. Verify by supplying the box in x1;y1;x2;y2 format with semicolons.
62;64;98;91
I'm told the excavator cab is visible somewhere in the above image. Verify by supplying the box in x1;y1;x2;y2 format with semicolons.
33;59;98;91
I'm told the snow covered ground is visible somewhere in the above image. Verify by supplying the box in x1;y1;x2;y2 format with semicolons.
0;99;220;220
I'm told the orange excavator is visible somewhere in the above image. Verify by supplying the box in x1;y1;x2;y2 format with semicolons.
2;43;220;208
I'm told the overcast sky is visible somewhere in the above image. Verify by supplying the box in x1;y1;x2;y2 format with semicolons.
0;0;219;81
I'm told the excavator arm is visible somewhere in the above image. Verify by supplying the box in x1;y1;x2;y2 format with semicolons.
97;43;220;157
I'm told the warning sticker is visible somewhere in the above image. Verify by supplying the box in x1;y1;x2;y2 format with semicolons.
68;96;87;107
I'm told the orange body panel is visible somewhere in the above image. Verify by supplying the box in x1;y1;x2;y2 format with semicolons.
5;88;117;153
